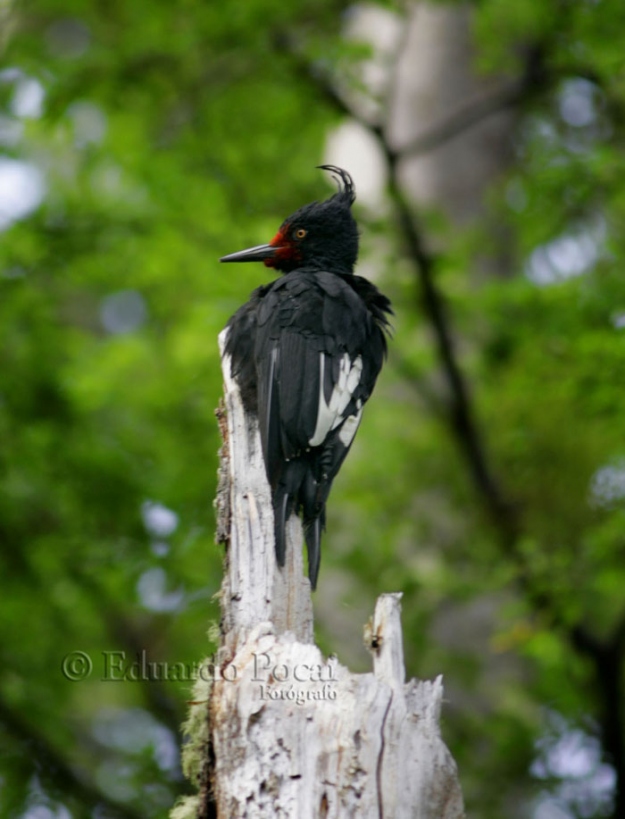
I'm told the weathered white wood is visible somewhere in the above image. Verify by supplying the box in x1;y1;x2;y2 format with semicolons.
369;594;464;818
206;331;465;819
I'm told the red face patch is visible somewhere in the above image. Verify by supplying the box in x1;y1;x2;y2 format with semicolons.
269;228;286;248
265;226;302;268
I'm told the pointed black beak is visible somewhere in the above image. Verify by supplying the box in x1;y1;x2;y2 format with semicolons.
220;243;277;263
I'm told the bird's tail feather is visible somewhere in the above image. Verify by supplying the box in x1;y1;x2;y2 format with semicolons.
272;460;307;567
273;460;328;588
273;488;291;567
304;511;325;590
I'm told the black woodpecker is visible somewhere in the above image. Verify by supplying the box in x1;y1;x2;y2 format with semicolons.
221;166;392;590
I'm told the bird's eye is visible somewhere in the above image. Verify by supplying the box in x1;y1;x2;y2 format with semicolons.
294;228;307;240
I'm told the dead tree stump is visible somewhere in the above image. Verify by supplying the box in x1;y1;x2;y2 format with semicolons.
173;331;465;819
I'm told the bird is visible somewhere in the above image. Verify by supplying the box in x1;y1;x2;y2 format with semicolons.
220;165;392;589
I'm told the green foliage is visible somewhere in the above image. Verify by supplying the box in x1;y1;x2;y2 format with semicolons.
2;0;625;817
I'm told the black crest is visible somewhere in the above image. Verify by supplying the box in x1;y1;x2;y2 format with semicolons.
317;165;356;207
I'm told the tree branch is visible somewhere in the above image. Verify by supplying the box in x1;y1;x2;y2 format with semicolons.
0;696;146;819
383;150;518;540
67;568;185;740
397;80;527;158
571;618;625;818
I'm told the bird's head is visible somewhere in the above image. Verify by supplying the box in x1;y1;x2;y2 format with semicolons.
220;166;359;275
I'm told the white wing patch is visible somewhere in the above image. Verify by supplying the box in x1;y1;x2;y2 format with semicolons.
338;407;363;447
309;353;363;447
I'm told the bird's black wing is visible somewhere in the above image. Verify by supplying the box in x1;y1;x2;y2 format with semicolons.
254;270;388;586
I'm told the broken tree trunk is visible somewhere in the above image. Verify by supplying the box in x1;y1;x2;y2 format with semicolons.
176;331;465;819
